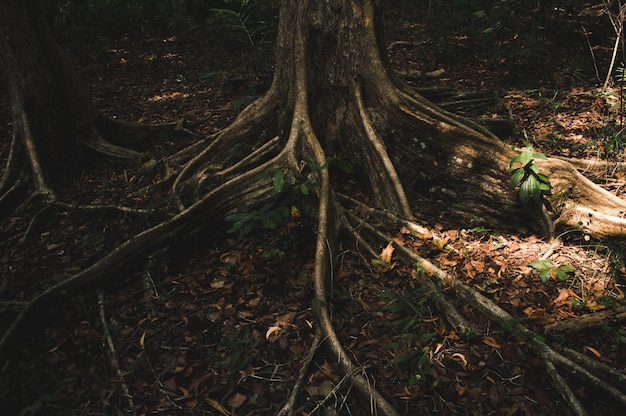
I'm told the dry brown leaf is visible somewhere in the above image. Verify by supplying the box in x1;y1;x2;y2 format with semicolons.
585;346;602;358
204;398;231;416
380;241;395;263
432;235;449;249
451;352;468;369
185;398;198;408
227;392;247;409
554;289;570;305
482;336;501;349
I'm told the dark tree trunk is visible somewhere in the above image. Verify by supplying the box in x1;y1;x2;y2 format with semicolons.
0;0;142;213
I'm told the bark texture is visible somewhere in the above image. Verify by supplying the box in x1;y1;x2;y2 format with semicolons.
0;0;143;214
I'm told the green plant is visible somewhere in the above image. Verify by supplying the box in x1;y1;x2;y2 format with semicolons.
529;259;575;283
509;145;551;204
379;290;436;370
207;1;275;73
218;326;261;374
591;122;626;159
224;201;291;238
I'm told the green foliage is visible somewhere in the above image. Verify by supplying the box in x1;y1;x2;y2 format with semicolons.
217;326;261;375
204;1;276;73
378;289;437;386
529;259;575;283
589;122;626;160
615;327;626;344
55;0;173;34
509;146;551;204
225;202;291;239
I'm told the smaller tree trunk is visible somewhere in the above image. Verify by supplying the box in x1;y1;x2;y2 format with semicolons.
0;0;141;206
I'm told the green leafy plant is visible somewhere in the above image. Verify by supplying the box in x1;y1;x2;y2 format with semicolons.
378;289;437;388
590;122;626;159
529;259;575;283
225;202;291;238
379;290;436;363
510;145;551;203
218;326;261;375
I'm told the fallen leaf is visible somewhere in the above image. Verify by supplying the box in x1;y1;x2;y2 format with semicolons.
266;326;281;339
451;352;468;369
585;346;602;358
432;235;449;249
553;289;570;305
204;398;231;416
319;379;334;397
380;242;394;263
227;392;247;408
482;336;501;349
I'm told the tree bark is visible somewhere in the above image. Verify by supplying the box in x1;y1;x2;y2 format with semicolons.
0;0;142;210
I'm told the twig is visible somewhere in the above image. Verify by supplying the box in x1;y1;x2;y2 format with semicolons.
277;328;323;416
308;366;363;415
582;25;601;83
98;291;136;415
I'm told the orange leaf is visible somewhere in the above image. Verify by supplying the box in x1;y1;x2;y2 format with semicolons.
585;346;602;358
139;332;146;349
554;289;570;305
482;336;501;349
380;242;395;263
432;236;449;249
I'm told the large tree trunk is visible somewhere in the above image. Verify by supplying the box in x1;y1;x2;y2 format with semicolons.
0;0;143;214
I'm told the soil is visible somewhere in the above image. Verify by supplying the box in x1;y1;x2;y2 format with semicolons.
1;2;626;415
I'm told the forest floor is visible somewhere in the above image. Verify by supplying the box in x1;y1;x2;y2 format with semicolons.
2;3;626;416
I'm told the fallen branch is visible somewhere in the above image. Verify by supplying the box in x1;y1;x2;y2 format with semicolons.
545;305;626;334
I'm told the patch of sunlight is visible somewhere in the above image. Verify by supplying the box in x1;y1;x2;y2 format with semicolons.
148;91;190;102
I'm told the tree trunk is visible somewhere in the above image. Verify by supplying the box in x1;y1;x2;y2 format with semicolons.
173;0;542;232
0;0;142;213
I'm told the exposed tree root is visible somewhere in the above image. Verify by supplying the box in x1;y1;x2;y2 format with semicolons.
0;152;282;361
19;200;160;243
545;305;626;334
345;207;626;412
541;157;626;237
